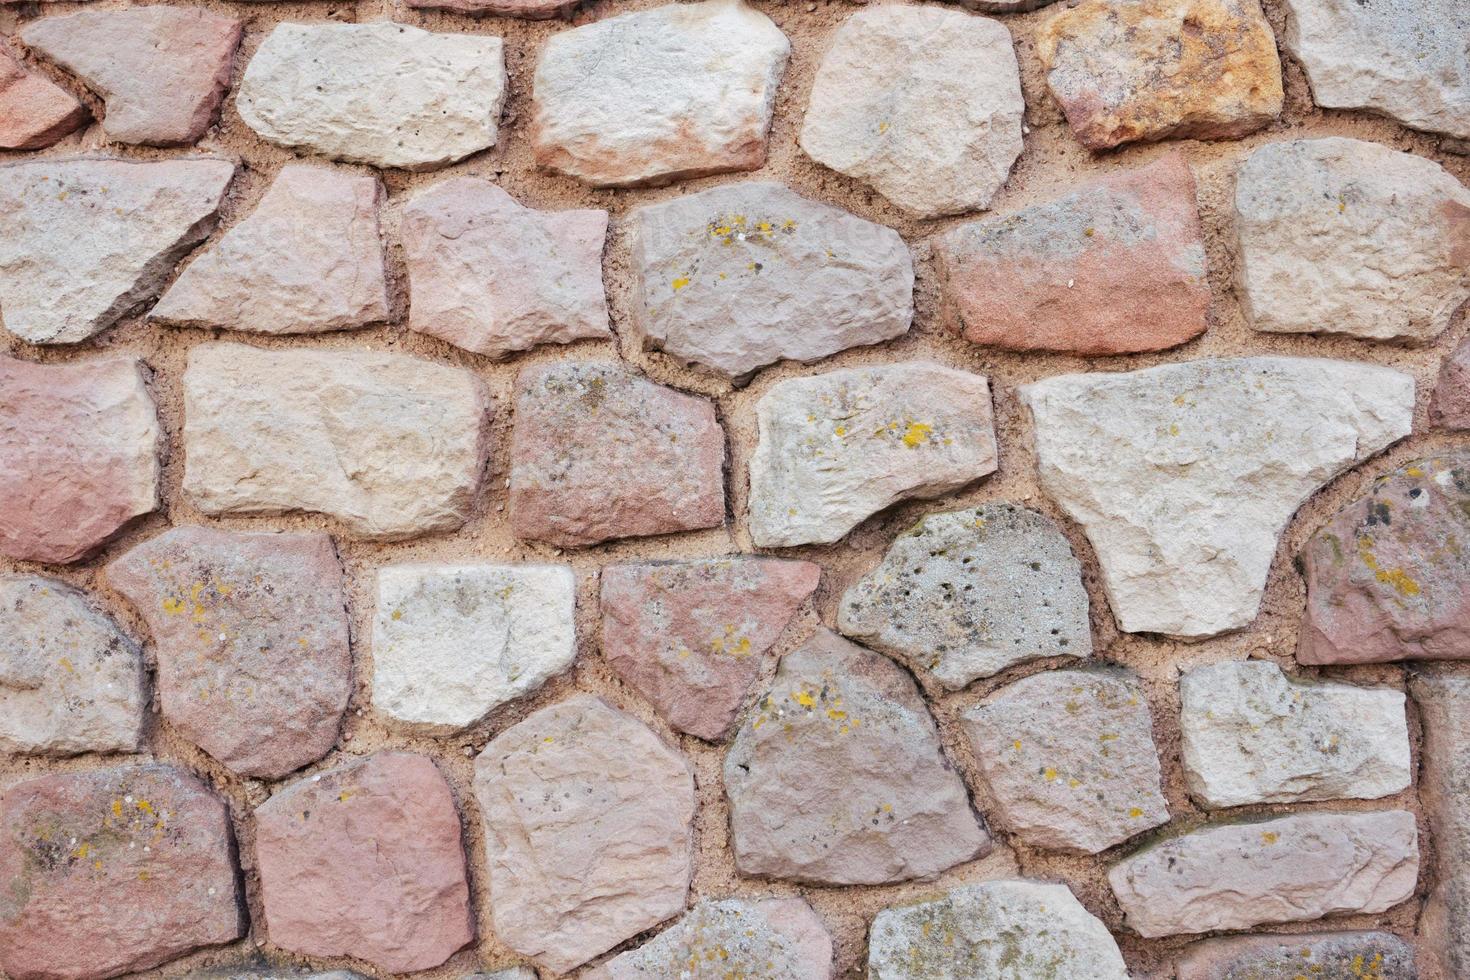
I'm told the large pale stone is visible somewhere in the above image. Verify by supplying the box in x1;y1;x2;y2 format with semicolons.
1019;357;1414;638
0;47;86;150
409;0;577;16
1176;931;1417;980
1432;336;1470;430
1408;669;1470;979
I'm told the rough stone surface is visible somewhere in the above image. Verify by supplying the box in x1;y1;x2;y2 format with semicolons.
1108;810;1419;937
183;342;491;539
1019;357;1414;638
601;556;820;741
509;361;724;547
408;0;577;17
1408;669;1470;980
105;526;351;779
473;695;695;974
1175;930;1418;980
749;362;998;548
724;629;990;885
0;47;85;150
1432;336;1470;430
237;22;506;171
401;177;609;357
531;0;790;187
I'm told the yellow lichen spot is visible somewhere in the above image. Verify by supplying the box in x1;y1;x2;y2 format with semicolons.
137;871;150;881
111;800;123;818
1043;767;1058;782
543;736;555;744
1083;226;1095;237
834;426;847;437
792;690;816;709
672;276;691;291
826;708;847;722
1168;423;1181;437
878;120;890;134
1012;739;1022;751
93;859;103;870
162;597;185;615
391;609;403;621
1261;831;1279;844
1406;466;1424;477
1128;807;1144;818
136;800;154;816
1067;777;1081;788
338;790;354;803
73;842;90;859
901;422;933;448
58;657;75;675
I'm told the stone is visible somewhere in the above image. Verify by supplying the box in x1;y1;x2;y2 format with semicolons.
104;526;351;779
408;0;577;16
749;362;998;548
192;968;369;980
961;669;1168;854
0;47;86;150
838;503;1092;689
0;156;234;344
237;22;505;171
0;356;160;564
1432;337;1470;429
151;164;389;334
1235;138;1470;343
628;181;913;380
20;7;240;146
372;563;576;731
1019;357;1414;638
400;177;609;357
1108;810;1419;937
600;556;820;741
935;153;1209;356
724;629;989;885
473;695;695;974
509;361;724;547
0;764;242;980
1037;0;1283;151
1408;669;1470;979
0;576;146;756
182;342;491;539
472;972;538;980
799;5;1023;218
531;0;789;187
940;0;1062;9
1176;931;1417;980
255;753;474;973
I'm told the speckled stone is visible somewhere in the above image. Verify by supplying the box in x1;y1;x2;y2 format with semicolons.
1409;668;1470;979
407;0;577;16
1175;931;1417;980
1432;337;1470;430
0;47;86;150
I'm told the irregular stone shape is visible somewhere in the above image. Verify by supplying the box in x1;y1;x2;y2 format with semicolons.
1432;337;1470;430
1108;810;1419;937
0;765;242;980
1176;931;1418;980
105;526;351;779
941;0;1062;10
724;629;989;885
1409;669;1470;979
0;156;234;344
1037;0;1283;150
400;177;609;357
935;153;1209;356
628;181;913;380
509;361;724;547
473;695;695;974
531;0;790;187
0;356;160;564
183;343;491;539
0;47;86;150
749;362;998;548
601;556;820;740
799;5;1023;218
237;22;506;171
1019;357;1414;638
151;164;389;334
195;968;369;980
410;0;575;14
469;971;538;980
839;503;1092;689
255;753;474;973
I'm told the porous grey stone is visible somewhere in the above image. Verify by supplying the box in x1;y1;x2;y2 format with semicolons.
1408;668;1470;979
1175;931;1417;980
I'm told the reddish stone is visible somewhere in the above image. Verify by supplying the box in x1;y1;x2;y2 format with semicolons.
1432;336;1470;430
407;0;579;14
1410;669;1470;978
0;47;86;150
1175;930;1417;980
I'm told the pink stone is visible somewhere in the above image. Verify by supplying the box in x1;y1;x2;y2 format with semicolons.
0;47;86;150
1408;669;1470;979
1431;335;1470;429
1175;931;1416;980
407;0;579;20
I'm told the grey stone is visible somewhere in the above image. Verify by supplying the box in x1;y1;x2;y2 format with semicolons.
1175;931;1417;980
1409;668;1470;979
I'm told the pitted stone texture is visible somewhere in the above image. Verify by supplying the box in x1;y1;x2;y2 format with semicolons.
0;765;242;980
401;177;610;357
961;669;1168;854
473;696;695;974
1176;931;1417;980
183;343;491;539
472;971;539;980
195;968;370;980
601;556;819;741
0;576;145;756
749;363;998;548
0;156;233;344
152;164;389;334
935;153;1209;356
1409;670;1470;979
0;48;86;150
1038;0;1283;151
531;0;789;187
237;22;506;171
20;7;239;146
1432;337;1470;430
105;526;350;779
1109;810;1419;937
0;356;160;564
724;629;989;885
1020;357;1414;638
509;362;724;547
409;0;577;16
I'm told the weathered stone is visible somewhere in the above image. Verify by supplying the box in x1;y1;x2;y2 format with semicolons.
237;22;505;171
601;556;819;741
628;181;913;380
473;695;695;974
749;362;998;548
408;0;577;17
724;629;989;885
401;177;609;357
0;765;242;980
0;356;160;564
1432;337;1470;430
531;0;789;187
183;343;491;539
1176;931;1418;980
1108;810;1418;937
192;968;369;980
1019;357;1414;638
509;361;724;547
1037;0;1283;150
0;47;86;150
471;972;538;980
935;153;1209;355
1408;669;1470;979
940;0;1062;10
105;526;351;779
